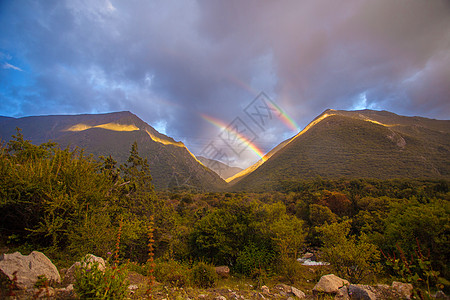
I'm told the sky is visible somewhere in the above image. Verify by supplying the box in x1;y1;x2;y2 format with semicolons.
1;0;449;168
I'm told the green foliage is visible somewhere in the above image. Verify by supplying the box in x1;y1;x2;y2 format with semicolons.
154;260;191;287
235;244;275;276
269;214;305;259
318;220;380;283
276;257;303;284
309;204;337;227
74;260;129;300
381;198;449;278
191;261;218;288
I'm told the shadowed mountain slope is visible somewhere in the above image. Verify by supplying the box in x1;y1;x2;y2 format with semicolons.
197;156;243;180
0;111;226;190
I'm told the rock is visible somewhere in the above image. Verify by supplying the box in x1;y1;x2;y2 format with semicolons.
215;266;230;278
434;291;448;299
391;281;413;299
128;284;139;291
0;251;61;290
348;285;376;300
215;296;227;300
63;254;106;285
291;286;306;298
55;284;75;299
33;286;56;298
313;274;349;294
198;294;208;299
274;283;291;293
261;285;270;294
336;286;350;300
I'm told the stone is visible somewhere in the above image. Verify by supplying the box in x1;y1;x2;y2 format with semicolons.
313;274;349;294
434;291;447;299
215;266;230;278
261;285;270;294
0;251;61;290
274;283;291;293
215;296;227;300
291;286;306;298
63;254;106;285
302;252;314;260
336;286;350;300
55;284;75;299
33;286;55;298
391;281;413;299
348;285;376;300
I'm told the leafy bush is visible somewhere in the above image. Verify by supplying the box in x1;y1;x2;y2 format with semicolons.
74;261;129;299
191;261;217;288
276;257;303;284
235;244;275;276
154;260;191;287
318;220;380;283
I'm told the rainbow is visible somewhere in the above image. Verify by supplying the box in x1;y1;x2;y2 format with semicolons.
266;100;300;132
201;114;267;161
226;76;300;132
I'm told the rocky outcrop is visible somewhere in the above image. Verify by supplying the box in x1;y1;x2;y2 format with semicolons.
313;274;349;294
0;251;61;290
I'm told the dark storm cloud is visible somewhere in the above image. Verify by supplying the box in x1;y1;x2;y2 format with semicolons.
0;0;449;167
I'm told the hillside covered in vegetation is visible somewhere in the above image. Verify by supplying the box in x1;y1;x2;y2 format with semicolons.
0;131;449;297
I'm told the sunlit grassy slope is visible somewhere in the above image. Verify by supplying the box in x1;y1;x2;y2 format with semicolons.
229;109;450;191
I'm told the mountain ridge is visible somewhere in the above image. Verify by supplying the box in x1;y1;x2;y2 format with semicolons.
0;111;226;190
227;109;450;190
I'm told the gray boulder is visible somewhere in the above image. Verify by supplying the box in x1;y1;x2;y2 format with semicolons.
0;251;61;290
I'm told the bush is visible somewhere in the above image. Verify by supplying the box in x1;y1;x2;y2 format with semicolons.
276;257;303;284
318;220;380;283
74;260;129;300
154;260;191;287
235;244;275;276
191;261;218;288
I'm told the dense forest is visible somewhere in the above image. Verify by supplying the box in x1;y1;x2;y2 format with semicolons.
0;130;449;297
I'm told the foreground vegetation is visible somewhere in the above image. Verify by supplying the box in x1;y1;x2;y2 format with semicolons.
0;130;449;297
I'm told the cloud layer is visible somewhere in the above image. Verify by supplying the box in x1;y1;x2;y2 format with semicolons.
1;0;449;167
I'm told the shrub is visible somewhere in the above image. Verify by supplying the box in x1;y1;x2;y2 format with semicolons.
74;260;129;299
318;220;380;283
235;244;275;276
191;261;218;288
276;257;303;284
154;260;190;287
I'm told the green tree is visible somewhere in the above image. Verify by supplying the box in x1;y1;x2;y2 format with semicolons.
318;220;380;283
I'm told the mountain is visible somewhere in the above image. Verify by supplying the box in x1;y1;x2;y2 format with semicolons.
197;156;243;180
0;111;226;190
228;109;450;191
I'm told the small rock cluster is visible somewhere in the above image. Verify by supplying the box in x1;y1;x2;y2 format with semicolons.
313;274;417;300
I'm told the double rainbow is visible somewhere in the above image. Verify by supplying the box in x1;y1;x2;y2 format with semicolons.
201;114;267;161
